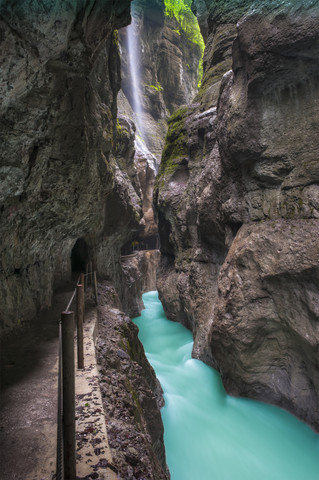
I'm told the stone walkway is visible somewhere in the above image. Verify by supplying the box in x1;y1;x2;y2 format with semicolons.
0;286;116;480
75;308;117;480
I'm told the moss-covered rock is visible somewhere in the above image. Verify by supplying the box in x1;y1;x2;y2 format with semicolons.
155;106;189;189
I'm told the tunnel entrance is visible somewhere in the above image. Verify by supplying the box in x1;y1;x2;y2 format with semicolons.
121;234;160;255
71;238;89;273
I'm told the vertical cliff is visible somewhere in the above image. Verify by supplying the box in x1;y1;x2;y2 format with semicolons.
116;0;202;251
0;0;147;333
155;0;319;431
119;0;201;160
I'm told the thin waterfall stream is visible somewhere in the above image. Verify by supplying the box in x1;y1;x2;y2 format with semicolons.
124;2;148;150
133;291;319;480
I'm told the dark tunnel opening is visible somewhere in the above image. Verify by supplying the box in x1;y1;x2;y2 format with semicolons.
71;238;89;273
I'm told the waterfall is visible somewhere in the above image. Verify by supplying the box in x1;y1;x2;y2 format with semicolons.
125;6;146;145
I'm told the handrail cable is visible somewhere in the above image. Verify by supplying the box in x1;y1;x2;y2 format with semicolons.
64;276;80;313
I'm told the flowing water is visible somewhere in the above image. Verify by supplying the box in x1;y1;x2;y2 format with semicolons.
133;291;319;480
125;9;146;142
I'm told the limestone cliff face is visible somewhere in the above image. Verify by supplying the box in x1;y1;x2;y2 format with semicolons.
155;0;319;431
119;0;201;162
117;0;202;244
0;0;143;333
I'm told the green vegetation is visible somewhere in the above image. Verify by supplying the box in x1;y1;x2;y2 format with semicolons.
113;29;119;47
116;118;123;134
155;106;189;189
144;81;164;92
164;0;205;87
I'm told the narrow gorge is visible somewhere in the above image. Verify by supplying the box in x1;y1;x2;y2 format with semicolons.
0;0;318;479
155;0;319;433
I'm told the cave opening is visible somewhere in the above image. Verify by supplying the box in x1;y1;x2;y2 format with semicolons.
71;238;89;273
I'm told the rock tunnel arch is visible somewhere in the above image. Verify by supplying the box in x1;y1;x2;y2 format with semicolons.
71;238;89;273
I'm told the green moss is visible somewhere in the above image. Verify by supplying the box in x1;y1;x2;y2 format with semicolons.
144;81;163;92
113;29;119;47
176;248;193;266
155;106;189;190
116;118;122;134
164;0;205;86
134;208;141;223
119;338;130;352
124;378;142;424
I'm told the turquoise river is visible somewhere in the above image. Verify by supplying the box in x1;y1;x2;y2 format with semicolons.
133;291;319;480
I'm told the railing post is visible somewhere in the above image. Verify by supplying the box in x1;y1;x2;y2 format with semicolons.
56;321;63;480
93;271;98;306
76;284;84;369
80;273;84;288
61;311;76;480
85;263;88;289
90;261;93;286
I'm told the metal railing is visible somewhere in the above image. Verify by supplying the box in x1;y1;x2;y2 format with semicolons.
55;265;98;480
56;320;63;480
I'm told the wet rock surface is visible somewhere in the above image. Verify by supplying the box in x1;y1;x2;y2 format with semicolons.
117;0;202;245
212;220;319;431
120;250;160;316
155;0;319;430
96;284;169;480
118;0;201;163
0;0;141;334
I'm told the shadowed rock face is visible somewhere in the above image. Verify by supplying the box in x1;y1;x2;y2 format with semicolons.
0;0;145;333
155;0;319;430
96;285;169;480
212;220;319;428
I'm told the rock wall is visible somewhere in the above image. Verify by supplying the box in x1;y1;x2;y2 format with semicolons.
117;0;202;244
119;0;201;162
120;250;160;308
0;0;146;333
155;0;319;431
96;284;169;480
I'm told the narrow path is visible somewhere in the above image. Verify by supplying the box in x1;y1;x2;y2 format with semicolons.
0;288;68;480
0;285;115;480
75;308;117;480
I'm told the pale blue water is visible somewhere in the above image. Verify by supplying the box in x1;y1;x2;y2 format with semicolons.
133;291;319;480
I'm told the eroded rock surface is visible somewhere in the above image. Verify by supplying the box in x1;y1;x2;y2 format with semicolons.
117;0;202;246
155;0;319;430
0;0;144;333
118;0;201;162
120;250;161;317
96;284;169;480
